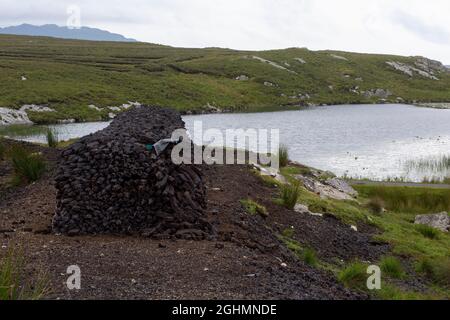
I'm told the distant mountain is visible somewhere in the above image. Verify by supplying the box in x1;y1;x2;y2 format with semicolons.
0;24;137;42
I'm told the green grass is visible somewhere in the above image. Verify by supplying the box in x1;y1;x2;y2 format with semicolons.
0;249;49;300
302;248;319;267
380;256;405;279
278;145;289;168
376;283;438;300
279;181;301;210
279;229;318;267
240;199;268;217
415;224;441;240
338;262;368;290
367;197;386;215
46;129;58;148
355;185;450;213
416;257;450;288
272;168;449;298
9;145;46;184
1;34;450;123
0;124;48;138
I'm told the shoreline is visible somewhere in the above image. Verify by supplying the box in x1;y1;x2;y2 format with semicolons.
2;101;450;126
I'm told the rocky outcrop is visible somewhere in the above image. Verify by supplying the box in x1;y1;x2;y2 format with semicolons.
0;107;32;125
415;212;449;232
0;104;56;125
89;101;141;118
330;54;348;61
386;59;444;80
362;88;392;99
235;75;249;81
415;57;448;74
294;174;358;201
325;178;358;198
20;104;55;113
294;58;306;64
250;56;297;74
53;106;212;239
415;103;450;109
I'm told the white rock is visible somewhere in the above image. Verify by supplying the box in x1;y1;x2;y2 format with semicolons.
386;61;439;80
295;175;354;201
350;225;358;232
325;178;358;197
0;107;32;125
331;54;349;61
294;204;323;217
88;104;103;111
415;212;449;232
21;76;27;81
58;119;76;124
236;75;249;81
20;104;55;113
294;58;306;64
251;56;297;74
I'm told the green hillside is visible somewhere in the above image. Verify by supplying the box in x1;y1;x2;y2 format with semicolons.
0;34;449;123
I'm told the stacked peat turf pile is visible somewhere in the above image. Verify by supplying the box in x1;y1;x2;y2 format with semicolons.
53;106;212;239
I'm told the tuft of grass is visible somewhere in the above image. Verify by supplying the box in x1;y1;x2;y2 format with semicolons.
281;227;295;239
280;181;300;210
9;145;46;184
338;262;368;290
240;199;268;217
415;224;440;240
380;256;405;279
278;145;289;168
278;229;318;267
46;129;58;148
0;249;49;300
367;197;386;215
416;257;450;288
302;247;318;267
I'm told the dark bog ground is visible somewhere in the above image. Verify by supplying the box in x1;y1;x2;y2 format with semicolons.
0;140;389;300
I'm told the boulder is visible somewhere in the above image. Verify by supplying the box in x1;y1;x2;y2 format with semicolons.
295;175;354;201
294;204;323;217
415;212;449;232
0;107;32;125
235;75;249;81
325;178;358;198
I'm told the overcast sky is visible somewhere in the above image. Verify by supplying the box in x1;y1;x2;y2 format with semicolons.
1;0;449;64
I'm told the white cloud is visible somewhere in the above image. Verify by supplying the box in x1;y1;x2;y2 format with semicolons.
1;0;449;63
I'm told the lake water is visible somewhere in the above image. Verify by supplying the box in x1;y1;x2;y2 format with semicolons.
2;104;450;182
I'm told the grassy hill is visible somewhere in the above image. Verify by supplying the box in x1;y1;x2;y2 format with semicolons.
0;34;449;123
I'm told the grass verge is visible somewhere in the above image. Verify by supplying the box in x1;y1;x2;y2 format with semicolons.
0;249;49;300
